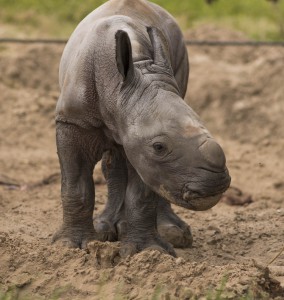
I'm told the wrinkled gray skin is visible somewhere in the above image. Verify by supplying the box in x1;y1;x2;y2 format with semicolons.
54;0;231;257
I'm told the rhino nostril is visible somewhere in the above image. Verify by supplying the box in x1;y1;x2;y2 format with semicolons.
199;139;226;170
183;190;200;201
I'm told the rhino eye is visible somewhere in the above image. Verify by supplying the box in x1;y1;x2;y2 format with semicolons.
153;142;167;154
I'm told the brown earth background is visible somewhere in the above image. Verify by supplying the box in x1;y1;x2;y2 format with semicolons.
0;25;284;299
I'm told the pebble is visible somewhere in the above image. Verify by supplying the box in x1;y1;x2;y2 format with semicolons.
222;253;235;260
175;257;185;265
207;225;221;234
207;234;222;245
20;248;27;254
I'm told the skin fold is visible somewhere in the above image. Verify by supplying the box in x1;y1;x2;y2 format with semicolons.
54;0;231;256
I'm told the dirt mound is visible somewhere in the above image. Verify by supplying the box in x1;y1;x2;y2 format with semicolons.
186;24;246;41
185;24;281;64
186;25;284;146
2;234;281;299
0;26;284;299
0;44;62;91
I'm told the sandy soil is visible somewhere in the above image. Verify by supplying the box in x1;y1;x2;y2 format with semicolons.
0;25;284;299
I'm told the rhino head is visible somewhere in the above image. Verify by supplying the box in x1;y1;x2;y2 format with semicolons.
115;27;231;211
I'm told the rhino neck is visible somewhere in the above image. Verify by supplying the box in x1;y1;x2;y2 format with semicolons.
117;83;186;145
91;17;179;143
89;18;152;138
98;58;180;145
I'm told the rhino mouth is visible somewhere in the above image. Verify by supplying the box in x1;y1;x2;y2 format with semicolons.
181;171;231;210
158;169;230;211
181;193;223;211
158;185;226;211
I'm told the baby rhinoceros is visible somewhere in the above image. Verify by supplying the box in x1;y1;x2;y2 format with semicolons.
54;0;231;257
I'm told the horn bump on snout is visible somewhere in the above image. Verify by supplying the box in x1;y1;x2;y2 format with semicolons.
199;139;226;171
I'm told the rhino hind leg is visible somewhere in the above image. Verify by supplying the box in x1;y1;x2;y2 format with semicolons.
157;198;193;248
53;122;103;248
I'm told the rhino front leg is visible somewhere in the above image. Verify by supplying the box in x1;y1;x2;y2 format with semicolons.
94;148;128;241
120;163;176;257
95;148;192;248
53;122;103;249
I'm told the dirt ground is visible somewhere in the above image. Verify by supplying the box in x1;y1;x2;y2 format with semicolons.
0;25;284;299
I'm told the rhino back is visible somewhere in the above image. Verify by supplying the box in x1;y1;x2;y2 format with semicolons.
56;0;188;129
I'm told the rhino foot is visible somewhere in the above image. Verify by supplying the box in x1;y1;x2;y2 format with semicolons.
158;223;193;248
93;217;127;242
157;198;193;248
52;225;97;249
94;209;192;252
93;210;193;248
120;236;176;258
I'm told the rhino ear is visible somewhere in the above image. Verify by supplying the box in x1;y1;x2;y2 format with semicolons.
147;26;171;70
115;30;134;81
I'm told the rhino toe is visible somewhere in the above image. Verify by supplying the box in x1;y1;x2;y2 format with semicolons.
158;223;193;248
93;218;117;242
52;225;97;249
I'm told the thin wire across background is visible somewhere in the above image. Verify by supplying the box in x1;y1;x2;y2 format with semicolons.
1;38;284;47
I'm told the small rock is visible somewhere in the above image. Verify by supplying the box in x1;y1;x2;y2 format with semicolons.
15;275;32;288
175;257;185;265
20;248;26;254
207;225;221;233
261;139;270;147
207;236;222;245
274;182;284;190
222;253;235;260
223;186;253;206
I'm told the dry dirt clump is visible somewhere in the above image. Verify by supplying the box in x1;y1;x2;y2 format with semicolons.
0;44;61;91
0;26;284;300
186;24;284;145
